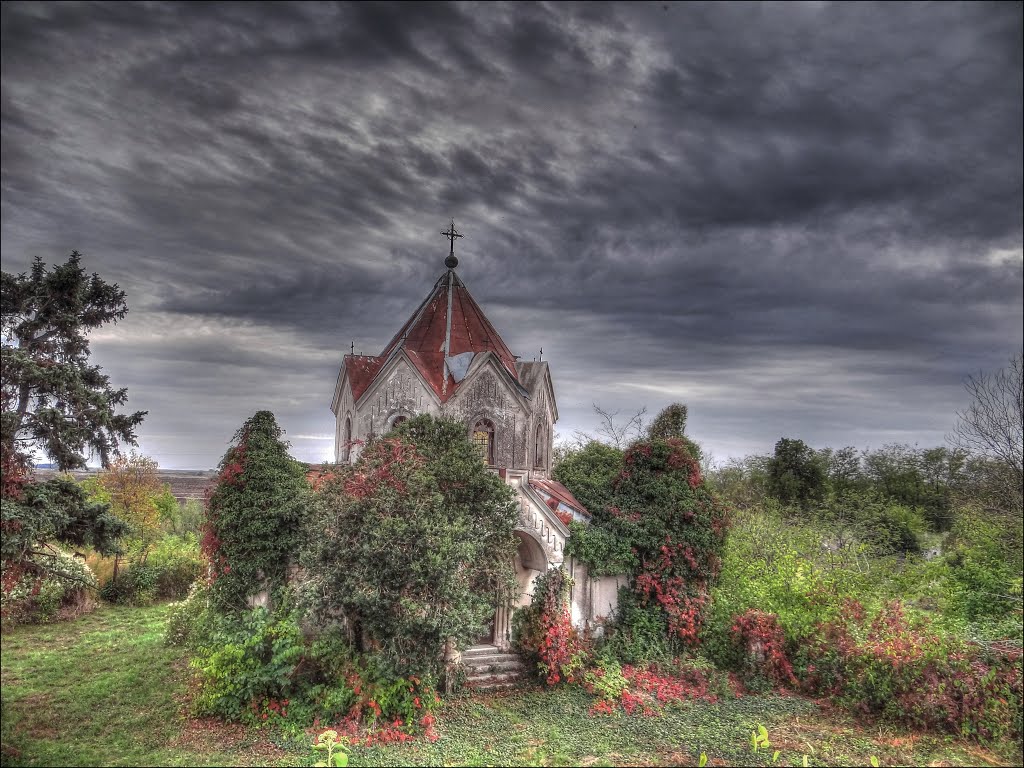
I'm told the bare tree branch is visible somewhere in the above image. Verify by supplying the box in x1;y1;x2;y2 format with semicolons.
588;403;648;449
949;350;1024;518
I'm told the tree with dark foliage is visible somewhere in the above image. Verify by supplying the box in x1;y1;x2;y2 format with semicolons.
1;252;146;486
2;252;143;583
767;437;827;510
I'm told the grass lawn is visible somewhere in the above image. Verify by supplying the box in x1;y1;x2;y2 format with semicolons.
1;603;1019;767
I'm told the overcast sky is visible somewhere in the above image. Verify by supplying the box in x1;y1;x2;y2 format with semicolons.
2;1;1022;470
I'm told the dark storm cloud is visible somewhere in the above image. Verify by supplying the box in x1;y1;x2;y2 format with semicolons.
2;0;1021;468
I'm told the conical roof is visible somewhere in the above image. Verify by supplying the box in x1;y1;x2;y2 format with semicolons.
343;269;521;404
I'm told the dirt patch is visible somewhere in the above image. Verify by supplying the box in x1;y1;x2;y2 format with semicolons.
171;716;289;763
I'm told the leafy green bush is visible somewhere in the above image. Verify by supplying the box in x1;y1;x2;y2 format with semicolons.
0;549;97;625
301;414;518;679
99;533;203;604
945;511;1023;624
821;490;926;556
166;581;215;648
190;597;307;722
581;654;629;701
185;596;440;731
99;563;158;605
147;533;204;598
703;506;838;674
552;441;624;516
600;587;674;664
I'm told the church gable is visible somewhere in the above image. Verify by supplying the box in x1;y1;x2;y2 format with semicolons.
445;353;533;469
331;354;383;416
355;352;441;438
365;268;522;404
515;361;557;473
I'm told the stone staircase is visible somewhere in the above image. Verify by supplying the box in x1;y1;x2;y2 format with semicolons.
462;645;527;692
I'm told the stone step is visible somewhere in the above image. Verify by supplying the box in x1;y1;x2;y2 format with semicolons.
462;652;522;666
460;645;528;692
461;644;504;657
463;658;525;675
465;669;526;692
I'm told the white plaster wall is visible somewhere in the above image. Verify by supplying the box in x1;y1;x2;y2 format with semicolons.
589;574;628;624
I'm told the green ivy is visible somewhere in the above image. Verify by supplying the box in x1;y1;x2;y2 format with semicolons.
564;435;729;648
202;411;308;612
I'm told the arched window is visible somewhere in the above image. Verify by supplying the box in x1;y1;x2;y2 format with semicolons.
534;423;545;468
390;414;408;430
342;416;352;463
472;419;495;465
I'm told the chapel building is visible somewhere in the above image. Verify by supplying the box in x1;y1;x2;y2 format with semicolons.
330;224;618;648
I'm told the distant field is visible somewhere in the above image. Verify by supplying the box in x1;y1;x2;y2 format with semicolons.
32;468;217;502
1;604;1018;767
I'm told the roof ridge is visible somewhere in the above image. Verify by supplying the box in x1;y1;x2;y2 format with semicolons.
353;267;521;404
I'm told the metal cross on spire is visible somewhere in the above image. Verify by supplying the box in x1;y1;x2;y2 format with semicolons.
441;218;463;269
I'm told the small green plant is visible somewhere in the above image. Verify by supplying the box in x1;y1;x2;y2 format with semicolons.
750;723;770;754
312;729;350;767
698;752;708;767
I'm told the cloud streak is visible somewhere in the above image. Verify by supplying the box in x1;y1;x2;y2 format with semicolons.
2;1;1021;468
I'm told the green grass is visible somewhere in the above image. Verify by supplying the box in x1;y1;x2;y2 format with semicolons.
2;604;1019;767
0;604;270;766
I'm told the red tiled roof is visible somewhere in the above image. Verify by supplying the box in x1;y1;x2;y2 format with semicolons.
530;478;591;517
346;270;520;404
343;354;386;402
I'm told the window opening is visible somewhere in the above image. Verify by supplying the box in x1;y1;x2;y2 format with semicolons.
473;419;495;465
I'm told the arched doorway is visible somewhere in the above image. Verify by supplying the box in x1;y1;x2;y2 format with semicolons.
487;529;549;649
513;529;548;608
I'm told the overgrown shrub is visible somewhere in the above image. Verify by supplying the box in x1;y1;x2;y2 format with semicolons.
584;655;736;717
812;600;1022;743
190;594;308;722
99;533;203;604
512;566;589;685
566;436;729;650
1;549;97;625
703;506;838;674
166;581;215;648
99;563;158;605
728;609;797;692
705;504;1022;743
581;654;629;701
945;511;1023;623
203;411;308;612
147;533;204;598
187;593;441;734
600;587;674;664
301;414;518;679
552;441;624;516
820;490;926;556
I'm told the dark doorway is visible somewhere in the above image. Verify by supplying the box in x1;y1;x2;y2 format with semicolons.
475;612;495;645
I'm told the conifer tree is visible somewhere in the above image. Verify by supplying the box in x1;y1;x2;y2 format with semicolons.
1;253;141;581
1;252;146;487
